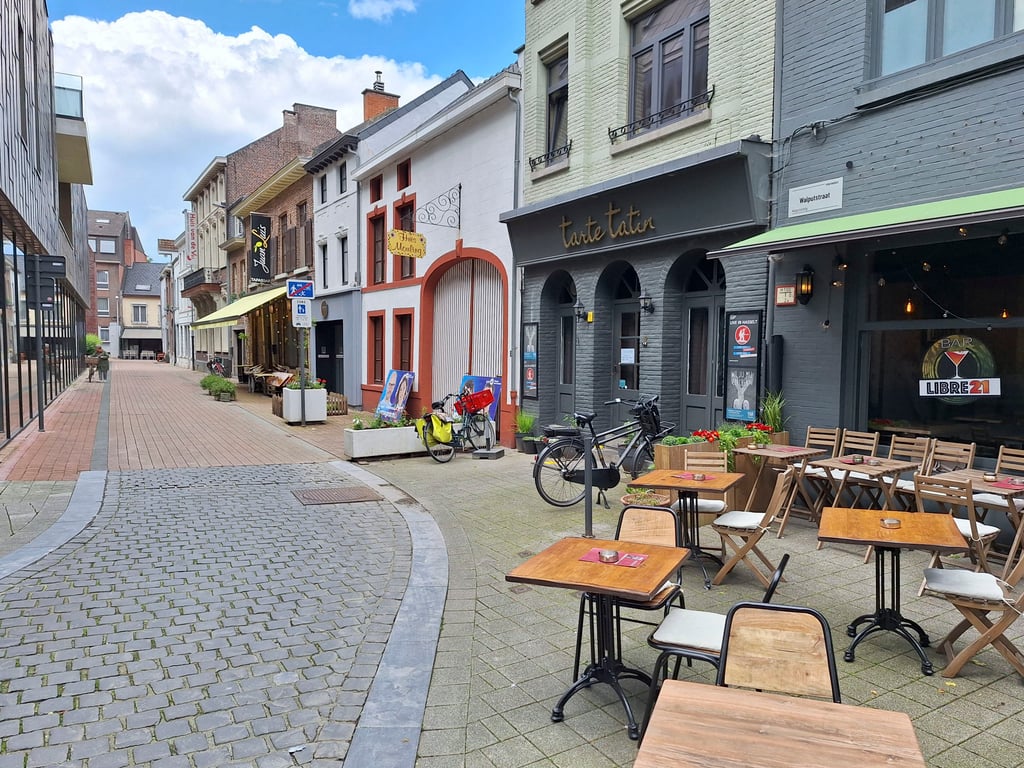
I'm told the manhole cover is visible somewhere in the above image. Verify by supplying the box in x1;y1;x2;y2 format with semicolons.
292;487;383;505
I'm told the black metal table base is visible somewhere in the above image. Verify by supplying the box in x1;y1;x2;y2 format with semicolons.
677;491;722;589
843;545;934;675
553;593;650;739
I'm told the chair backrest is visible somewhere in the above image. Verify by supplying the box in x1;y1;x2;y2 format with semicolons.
761;553;791;602
684;451;729;472
716;601;841;702
761;468;796;528
995;445;1024;476
888;436;933;472
927;440;976;473
913;474;987;545
838;429;880;457
616;504;682;548
804;426;841;456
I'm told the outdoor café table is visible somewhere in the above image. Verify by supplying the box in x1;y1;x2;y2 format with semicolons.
635;678;926;768
807;455;920;513
505;536;689;740
732;443;827;510
931;467;1024;577
631;468;746;589
818;506;968;675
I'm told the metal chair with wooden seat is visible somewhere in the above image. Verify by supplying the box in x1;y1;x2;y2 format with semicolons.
776;426;841;538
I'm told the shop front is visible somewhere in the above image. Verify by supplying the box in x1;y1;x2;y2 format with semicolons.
502;140;772;434
716;187;1024;459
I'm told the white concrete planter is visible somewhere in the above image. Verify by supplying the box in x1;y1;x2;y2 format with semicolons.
344;426;426;459
282;388;328;423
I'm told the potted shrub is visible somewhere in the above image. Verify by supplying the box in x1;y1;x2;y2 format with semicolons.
515;409;537;452
344;413;425;458
760;390;790;444
620;486;671;507
654;434;713;470
282;377;328;423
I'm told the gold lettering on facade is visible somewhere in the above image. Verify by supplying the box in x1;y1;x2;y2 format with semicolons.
560;204;655;249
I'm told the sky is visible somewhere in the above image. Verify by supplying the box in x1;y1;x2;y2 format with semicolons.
48;1;525;259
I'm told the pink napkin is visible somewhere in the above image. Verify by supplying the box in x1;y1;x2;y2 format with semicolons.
990;480;1024;490
671;472;715;480
839;457;859;465
773;445;807;453
579;548;648;567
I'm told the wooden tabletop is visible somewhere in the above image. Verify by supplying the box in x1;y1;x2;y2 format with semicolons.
632;468;747;495
818;507;968;553
732;444;827;462
934;468;1024;498
505;537;689;601
635;679;926;768
810;456;920;478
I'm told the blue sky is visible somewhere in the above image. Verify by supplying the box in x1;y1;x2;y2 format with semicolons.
48;1;524;256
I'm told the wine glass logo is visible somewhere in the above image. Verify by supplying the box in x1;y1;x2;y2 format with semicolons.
944;349;970;378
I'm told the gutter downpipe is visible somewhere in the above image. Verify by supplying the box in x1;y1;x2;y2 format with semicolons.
507;73;523;422
764;0;785;387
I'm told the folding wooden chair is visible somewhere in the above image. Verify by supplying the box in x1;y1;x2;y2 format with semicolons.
776;426;840;538
883;436;935;511
922;547;1024;680
971;445;1024;531
639;555;791;742
914;474;1000;596
573;504;684;682
926;439;976;474
716;601;841;702
675;452;732;547
824;429;881;508
710;469;795;588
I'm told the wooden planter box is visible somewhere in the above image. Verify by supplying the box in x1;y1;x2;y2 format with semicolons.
653;440;716;470
734;431;791;512
282;388;328;423
343;426;426;459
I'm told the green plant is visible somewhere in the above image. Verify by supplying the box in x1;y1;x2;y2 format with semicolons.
84;333;102;356
286;377;327;390
760;391;787;434
515;409;537;435
200;373;224;391
209;378;236;398
661;434;707;446
351;413;413;430
622;487;671;505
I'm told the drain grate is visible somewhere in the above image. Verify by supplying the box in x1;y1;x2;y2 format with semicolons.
292;487;383;505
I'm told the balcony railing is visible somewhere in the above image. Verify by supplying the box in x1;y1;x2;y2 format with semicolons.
529;140;572;171
54;73;84;120
608;86;715;143
182;268;214;292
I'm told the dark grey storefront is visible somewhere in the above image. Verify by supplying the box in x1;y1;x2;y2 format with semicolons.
502;139;771;434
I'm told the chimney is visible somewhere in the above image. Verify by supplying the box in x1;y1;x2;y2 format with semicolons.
363;70;400;121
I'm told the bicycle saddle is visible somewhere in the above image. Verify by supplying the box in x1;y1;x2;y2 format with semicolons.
574;412;597;426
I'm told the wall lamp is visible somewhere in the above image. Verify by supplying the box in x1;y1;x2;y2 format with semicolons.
639;292;655;314
573;298;587;322
795;266;815;305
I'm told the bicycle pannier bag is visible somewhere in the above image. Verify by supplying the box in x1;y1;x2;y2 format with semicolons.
429;413;453;444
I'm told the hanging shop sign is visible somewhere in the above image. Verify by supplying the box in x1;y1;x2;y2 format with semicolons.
724;311;761;422
559;203;655;249
250;213;272;283
388;229;426;258
918;334;1000;404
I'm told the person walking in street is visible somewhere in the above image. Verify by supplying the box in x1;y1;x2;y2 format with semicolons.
96;348;110;381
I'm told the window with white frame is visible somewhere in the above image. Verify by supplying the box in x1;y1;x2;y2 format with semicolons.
629;0;710;130
878;0;1023;77
340;236;349;284
97;298;109;315
320;242;329;289
99;327;110;342
339;162;348;194
132;304;147;324
96;270;109;288
319;174;328;203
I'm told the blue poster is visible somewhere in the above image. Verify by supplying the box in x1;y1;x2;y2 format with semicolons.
376;369;414;423
459;375;502;422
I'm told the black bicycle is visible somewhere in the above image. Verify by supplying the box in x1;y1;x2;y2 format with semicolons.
533;394;674;507
418;389;496;463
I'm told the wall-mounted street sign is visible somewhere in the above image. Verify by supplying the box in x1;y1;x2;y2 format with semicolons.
30;254;67;277
287;279;315;299
292;298;312;328
387;229;426;259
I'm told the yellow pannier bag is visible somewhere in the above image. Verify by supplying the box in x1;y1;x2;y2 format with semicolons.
416;414;453;444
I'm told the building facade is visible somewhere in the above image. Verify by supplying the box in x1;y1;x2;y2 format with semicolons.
120;262;164;358
502;0;775;433
1;2;93;442
717;0;1024;458
87;210;147;359
351;67;520;436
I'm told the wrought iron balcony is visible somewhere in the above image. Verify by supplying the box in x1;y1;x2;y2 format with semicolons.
529;140;572;171
608;86;715;143
181;267;220;297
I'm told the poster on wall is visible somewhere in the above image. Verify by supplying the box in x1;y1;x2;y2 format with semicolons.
522;323;539;400
724;311;761;423
459;374;502;422
376;369;415;423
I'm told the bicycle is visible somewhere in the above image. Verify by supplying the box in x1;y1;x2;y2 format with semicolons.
417;388;497;463
207;356;226;376
533;394;674;508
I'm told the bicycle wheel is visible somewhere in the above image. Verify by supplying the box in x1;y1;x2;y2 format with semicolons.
477;413;496;450
534;439;588;506
422;419;455;463
629;440;655;479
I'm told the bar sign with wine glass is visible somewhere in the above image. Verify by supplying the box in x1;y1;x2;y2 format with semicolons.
918;335;1001;398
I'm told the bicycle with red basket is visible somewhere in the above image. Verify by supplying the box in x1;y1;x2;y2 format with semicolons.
417;388;496;463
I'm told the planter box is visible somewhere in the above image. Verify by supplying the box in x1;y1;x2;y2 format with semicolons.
653;440;715;470
344;426;426;459
734;431;791;512
282;388;328;423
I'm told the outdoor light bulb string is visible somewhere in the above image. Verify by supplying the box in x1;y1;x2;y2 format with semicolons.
901;269;996;330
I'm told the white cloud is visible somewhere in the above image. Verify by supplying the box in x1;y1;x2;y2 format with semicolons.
52;11;439;253
348;0;416;22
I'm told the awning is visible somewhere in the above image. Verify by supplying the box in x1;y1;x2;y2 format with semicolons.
191;286;286;329
711;186;1024;259
120;328;162;340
